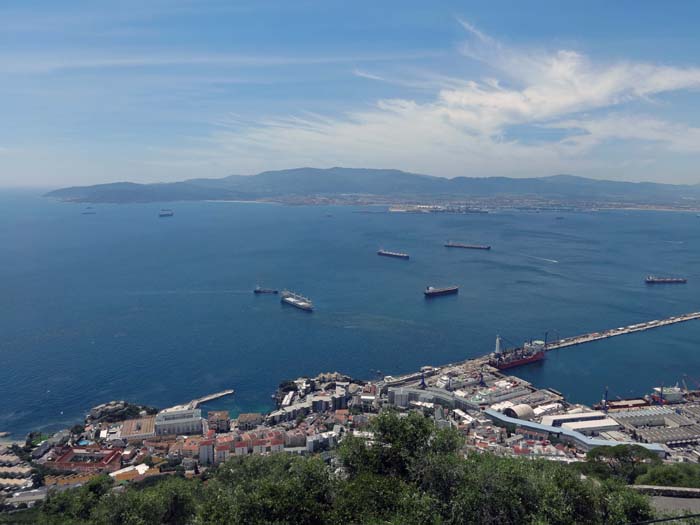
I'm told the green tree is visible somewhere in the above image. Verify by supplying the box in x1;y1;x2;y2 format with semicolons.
636;462;700;488
584;444;661;483
39;475;114;524
199;454;332;525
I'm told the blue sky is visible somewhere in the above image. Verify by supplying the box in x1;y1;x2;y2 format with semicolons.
2;1;700;187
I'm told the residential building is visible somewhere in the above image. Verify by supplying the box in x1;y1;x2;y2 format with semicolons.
154;406;203;436
207;411;231;433
237;413;263;430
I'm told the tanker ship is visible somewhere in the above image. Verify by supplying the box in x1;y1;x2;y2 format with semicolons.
488;336;545;370
424;285;459;297
445;241;491;250
645;276;687;284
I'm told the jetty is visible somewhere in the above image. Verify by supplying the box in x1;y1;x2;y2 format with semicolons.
188;389;235;409
544;312;700;352
382;311;700;386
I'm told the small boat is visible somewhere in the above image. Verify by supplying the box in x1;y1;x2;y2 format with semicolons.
159;209;174;217
254;286;278;294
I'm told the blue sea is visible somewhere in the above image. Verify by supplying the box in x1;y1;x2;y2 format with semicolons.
1;190;700;436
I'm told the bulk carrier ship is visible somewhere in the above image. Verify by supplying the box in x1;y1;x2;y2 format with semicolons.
645;276;687;284
445;241;491;250
377;249;410;260
280;291;313;311
488;336;545;370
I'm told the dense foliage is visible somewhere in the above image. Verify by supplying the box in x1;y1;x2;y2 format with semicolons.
636;462;700;488
575;443;700;489
576;443;661;483
27;411;653;524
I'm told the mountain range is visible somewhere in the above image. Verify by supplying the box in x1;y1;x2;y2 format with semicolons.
45;167;700;205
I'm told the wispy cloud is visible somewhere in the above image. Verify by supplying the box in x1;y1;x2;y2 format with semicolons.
353;69;386;82
0;51;443;75
190;20;700;180
551;115;700;154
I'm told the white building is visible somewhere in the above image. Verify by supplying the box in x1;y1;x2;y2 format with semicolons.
561;418;621;435
154;406;203;436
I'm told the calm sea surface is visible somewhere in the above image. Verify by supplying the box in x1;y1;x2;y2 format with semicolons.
1;190;700;435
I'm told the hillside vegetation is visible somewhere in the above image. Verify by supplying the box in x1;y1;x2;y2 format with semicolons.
15;411;656;525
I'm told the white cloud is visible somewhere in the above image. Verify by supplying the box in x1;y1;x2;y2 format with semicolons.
551;115;700;154
195;20;700;180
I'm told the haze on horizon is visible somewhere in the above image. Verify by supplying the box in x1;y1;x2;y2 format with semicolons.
2;0;700;188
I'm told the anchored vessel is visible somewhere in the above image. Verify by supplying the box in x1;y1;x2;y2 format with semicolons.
645;276;687;284
424;285;459;297
280;291;313;311
377;249;409;260
647;385;685;405
489;336;545;370
444;241;491;250
254;286;278;294
159;209;174;217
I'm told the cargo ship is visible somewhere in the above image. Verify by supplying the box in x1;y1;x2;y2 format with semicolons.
645;276;687;284
444;241;491;250
647;385;685;405
424;285;459;297
254;286;278;294
280;291;313;311
159;209;174;217
377;249;409;260
488;336;545;370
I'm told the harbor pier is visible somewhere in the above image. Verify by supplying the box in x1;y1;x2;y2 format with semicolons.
544;312;700;352
188;389;235;409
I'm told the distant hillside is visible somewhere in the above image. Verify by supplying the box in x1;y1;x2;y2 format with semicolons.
45;167;700;204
